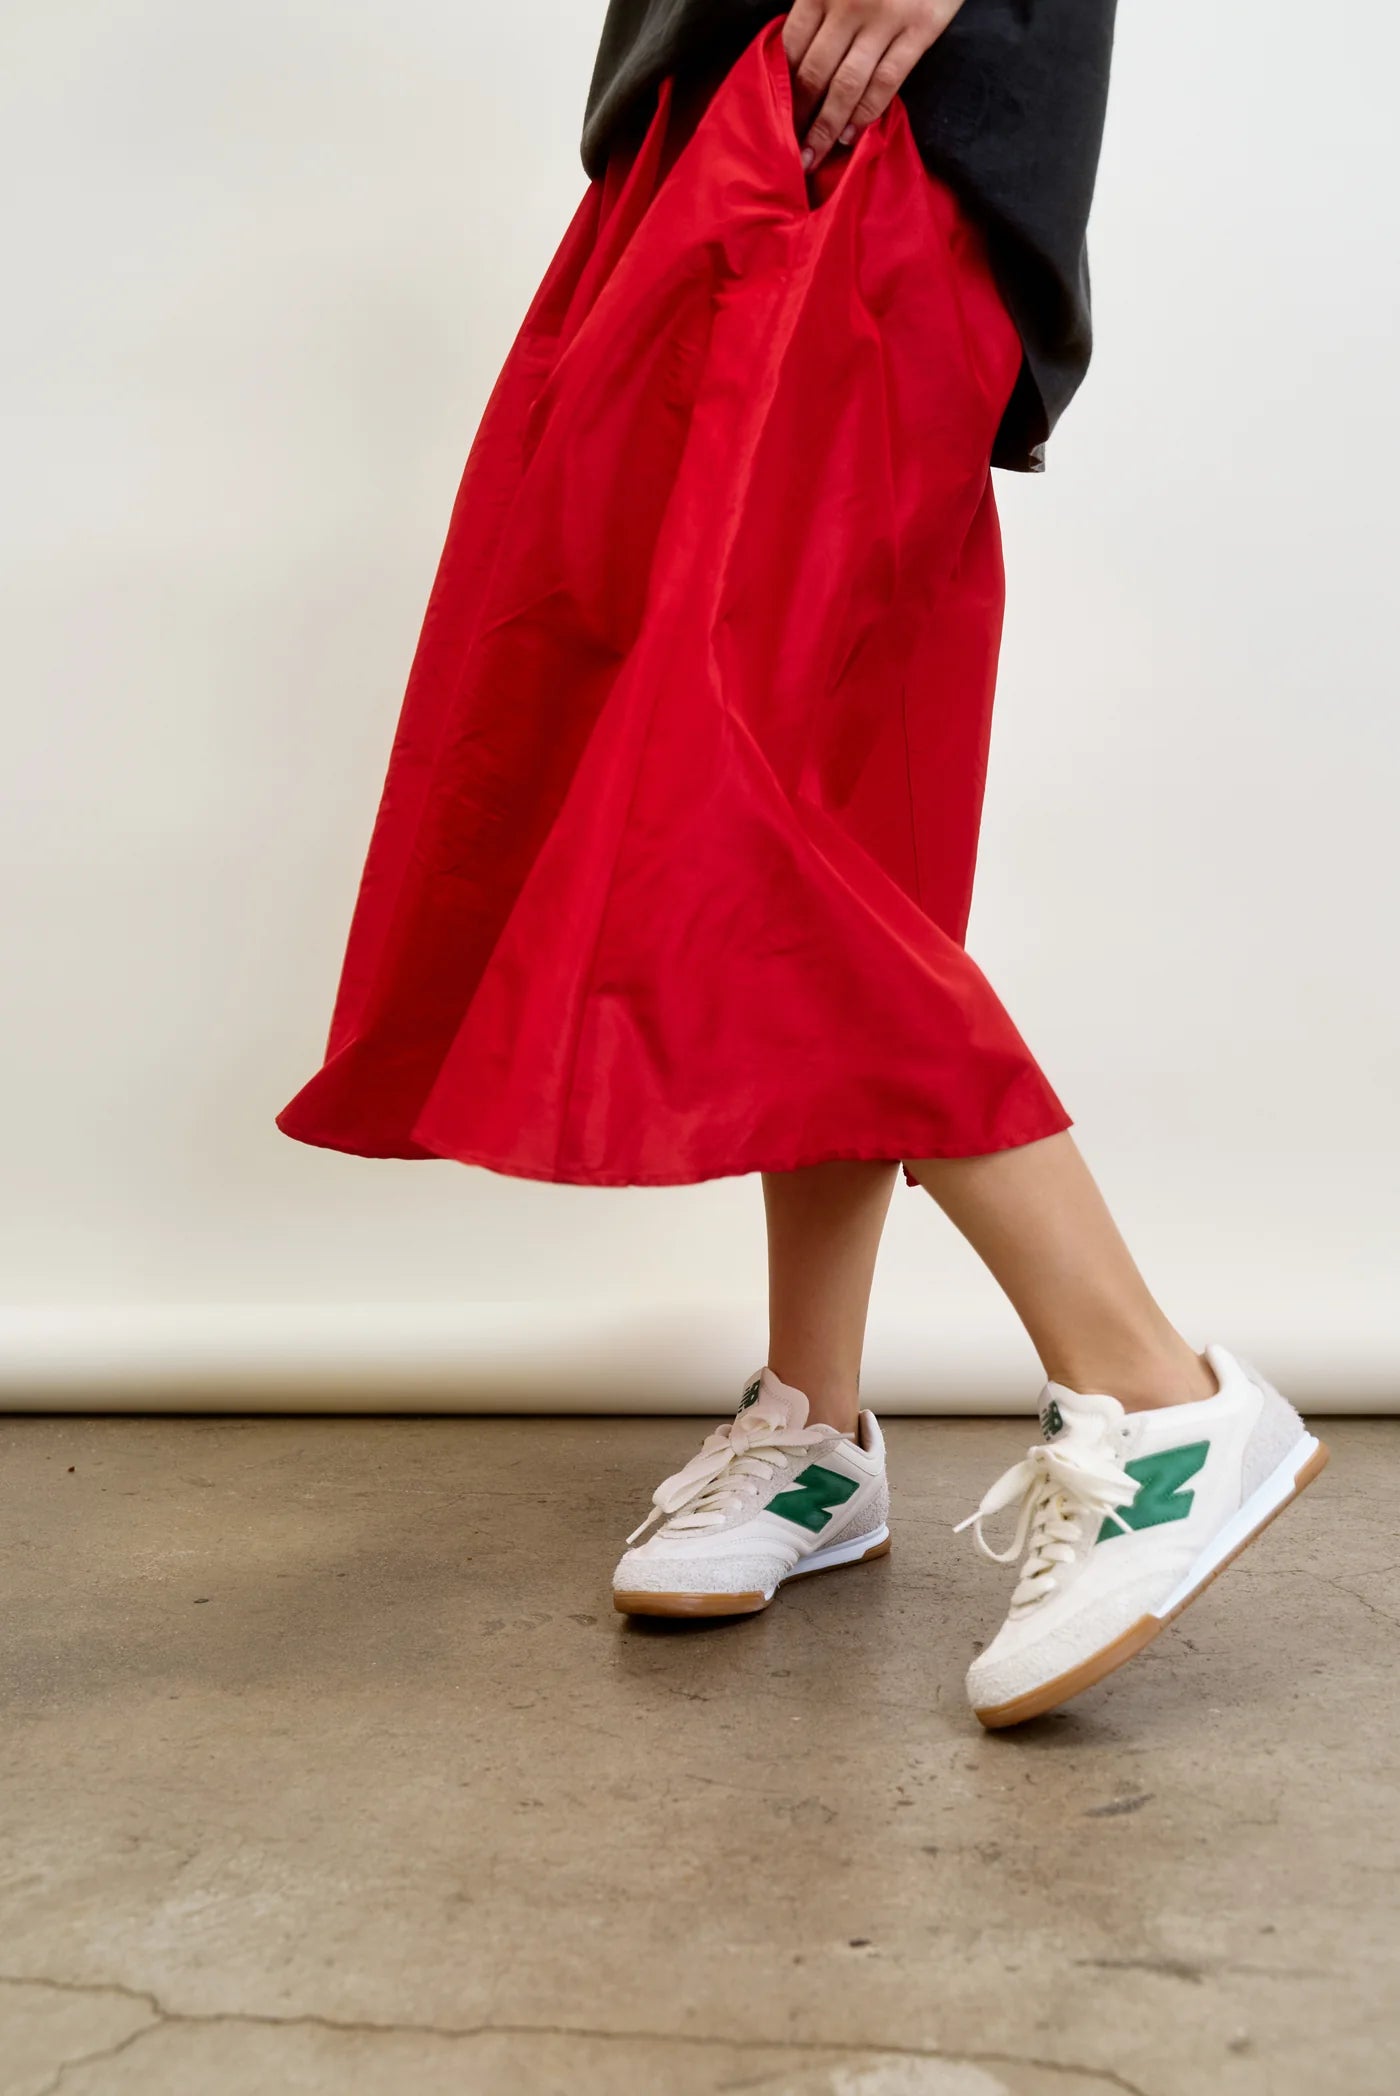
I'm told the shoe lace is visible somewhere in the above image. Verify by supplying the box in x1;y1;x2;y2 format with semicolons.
954;1434;1137;1611
627;1413;831;1544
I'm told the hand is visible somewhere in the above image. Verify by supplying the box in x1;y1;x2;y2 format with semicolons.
782;0;966;171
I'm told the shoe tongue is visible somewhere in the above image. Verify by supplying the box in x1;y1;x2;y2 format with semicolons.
736;1366;810;1432
1039;1382;1125;1443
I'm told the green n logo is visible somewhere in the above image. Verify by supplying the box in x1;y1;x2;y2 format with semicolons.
1097;1441;1209;1544
769;1463;859;1535
737;1377;762;1414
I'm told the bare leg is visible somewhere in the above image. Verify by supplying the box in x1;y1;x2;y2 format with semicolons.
905;1130;1214;1410
763;1160;898;1432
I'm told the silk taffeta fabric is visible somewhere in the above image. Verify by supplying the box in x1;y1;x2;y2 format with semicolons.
277;26;1070;1186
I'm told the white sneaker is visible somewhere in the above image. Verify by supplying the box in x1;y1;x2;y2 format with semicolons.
958;1343;1328;1728
612;1368;890;1617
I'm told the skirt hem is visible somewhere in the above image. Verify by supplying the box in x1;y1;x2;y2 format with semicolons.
274;1106;1073;1189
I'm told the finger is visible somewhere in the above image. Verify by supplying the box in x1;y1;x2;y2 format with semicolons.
802;29;889;170
840;26;924;139
781;0;825;78
789;15;857;137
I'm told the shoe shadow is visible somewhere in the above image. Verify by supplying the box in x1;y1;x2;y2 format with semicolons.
618;1611;766;1638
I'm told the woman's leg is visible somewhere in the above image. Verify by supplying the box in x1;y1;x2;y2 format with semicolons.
905;1131;1213;1410
909;1128;1325;1728
611;1159;896;1613
763;1160;899;1431
762;1133;1209;1426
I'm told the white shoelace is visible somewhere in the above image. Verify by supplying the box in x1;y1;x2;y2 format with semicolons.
627;1412;832;1545
954;1435;1137;1611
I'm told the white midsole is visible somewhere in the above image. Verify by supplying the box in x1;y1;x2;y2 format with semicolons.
1152;1433;1319;1621
779;1521;890;1592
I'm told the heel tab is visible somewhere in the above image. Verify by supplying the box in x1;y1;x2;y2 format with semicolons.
857;1408;885;1460
1206;1342;1287;1409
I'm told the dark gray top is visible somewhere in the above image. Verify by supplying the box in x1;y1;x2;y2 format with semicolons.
582;1;1118;471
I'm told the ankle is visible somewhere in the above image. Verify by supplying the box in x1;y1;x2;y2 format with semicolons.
1045;1339;1217;1413
799;1388;861;1434
766;1359;859;1435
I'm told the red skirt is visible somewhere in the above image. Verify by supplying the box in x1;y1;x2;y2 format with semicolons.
277;23;1070;1186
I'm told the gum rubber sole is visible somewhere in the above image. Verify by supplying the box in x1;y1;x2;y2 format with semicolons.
974;1438;1330;1730
614;1531;891;1618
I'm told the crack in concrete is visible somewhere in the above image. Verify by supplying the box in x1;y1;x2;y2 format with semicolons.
1076;1956;1329;1988
0;1973;1151;2096
1311;1573;1400;1627
32;2019;161;2096
1075;1957;1204;1986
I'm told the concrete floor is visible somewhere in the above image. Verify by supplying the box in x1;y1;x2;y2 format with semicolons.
1;1416;1396;2096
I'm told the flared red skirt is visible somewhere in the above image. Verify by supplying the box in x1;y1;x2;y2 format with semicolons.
277;22;1070;1185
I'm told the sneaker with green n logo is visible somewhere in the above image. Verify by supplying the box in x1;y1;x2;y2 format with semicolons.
612;1367;890;1618
957;1345;1328;1729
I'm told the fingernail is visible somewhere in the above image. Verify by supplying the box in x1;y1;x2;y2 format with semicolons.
839;124;855;145
800;146;814;169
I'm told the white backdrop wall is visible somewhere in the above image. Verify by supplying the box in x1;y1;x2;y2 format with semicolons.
3;3;1397;1410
